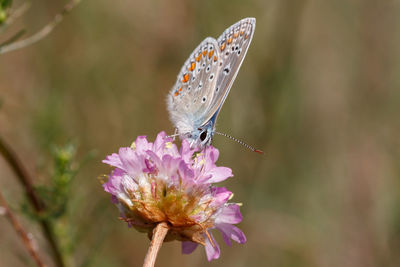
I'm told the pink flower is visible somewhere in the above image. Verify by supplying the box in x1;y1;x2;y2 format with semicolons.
101;131;246;261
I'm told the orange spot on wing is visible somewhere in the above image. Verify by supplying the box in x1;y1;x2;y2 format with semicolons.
233;32;239;38
195;53;201;62
213;55;217;62
174;91;179;96
244;34;249;40
179;87;182;91
182;73;189;83
220;42;226;51
208;50;214;59
202;50;208;56
227;36;233;44
240;30;244;36
188;62;196;71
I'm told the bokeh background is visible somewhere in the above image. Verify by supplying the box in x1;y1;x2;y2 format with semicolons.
1;0;400;266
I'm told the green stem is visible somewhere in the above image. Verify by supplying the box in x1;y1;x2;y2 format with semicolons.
0;135;66;267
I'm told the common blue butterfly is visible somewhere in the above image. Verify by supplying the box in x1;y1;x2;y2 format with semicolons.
167;18;256;149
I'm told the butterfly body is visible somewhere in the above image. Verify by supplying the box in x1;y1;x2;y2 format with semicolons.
167;18;256;148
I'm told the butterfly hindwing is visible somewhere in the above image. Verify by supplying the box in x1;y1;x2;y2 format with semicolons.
167;37;221;134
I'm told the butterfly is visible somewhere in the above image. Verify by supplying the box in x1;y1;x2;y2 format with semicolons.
167;18;256;149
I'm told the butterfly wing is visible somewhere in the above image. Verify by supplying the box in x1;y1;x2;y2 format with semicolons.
167;37;221;134
198;17;256;125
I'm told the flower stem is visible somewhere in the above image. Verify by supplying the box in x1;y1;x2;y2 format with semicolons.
0;191;47;267
143;222;169;267
0;135;66;267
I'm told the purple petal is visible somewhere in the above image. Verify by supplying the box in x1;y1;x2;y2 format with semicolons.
111;195;119;204
215;204;243;225
118;147;143;177
205;167;233;183
153;131;168;153
160;155;180;175
153;131;180;157
196;173;213;184
146;150;162;164
212;187;232;206
143;159;154;174
134;135;152;153
216;223;247;246
204;233;220;261
204;146;219;169
165;143;179;157
102;153;123;169
180;139;195;163
182;241;198;254
160;154;178;170
144;151;163;174
178;160;194;183
159;155;181;184
103;168;125;195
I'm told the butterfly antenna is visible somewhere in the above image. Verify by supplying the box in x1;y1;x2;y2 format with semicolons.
166;133;180;139
166;129;180;140
214;131;264;154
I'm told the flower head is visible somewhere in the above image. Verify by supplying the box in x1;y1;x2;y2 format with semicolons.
101;131;246;261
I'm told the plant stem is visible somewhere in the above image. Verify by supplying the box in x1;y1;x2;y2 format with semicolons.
0;137;43;210
0;135;66;267
0;0;82;54
143;222;169;267
0;191;47;267
0;1;31;33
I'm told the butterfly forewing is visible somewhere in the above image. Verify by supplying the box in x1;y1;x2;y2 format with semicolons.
167;37;221;134
199;18;256;124
167;18;255;146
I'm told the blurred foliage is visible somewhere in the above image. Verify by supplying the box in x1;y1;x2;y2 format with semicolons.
32;92;65;150
26;143;77;220
18;141;96;265
0;0;12;24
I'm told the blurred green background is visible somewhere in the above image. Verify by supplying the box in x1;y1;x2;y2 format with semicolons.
1;0;400;266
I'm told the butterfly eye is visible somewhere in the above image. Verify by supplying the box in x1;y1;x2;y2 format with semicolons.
200;131;207;142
